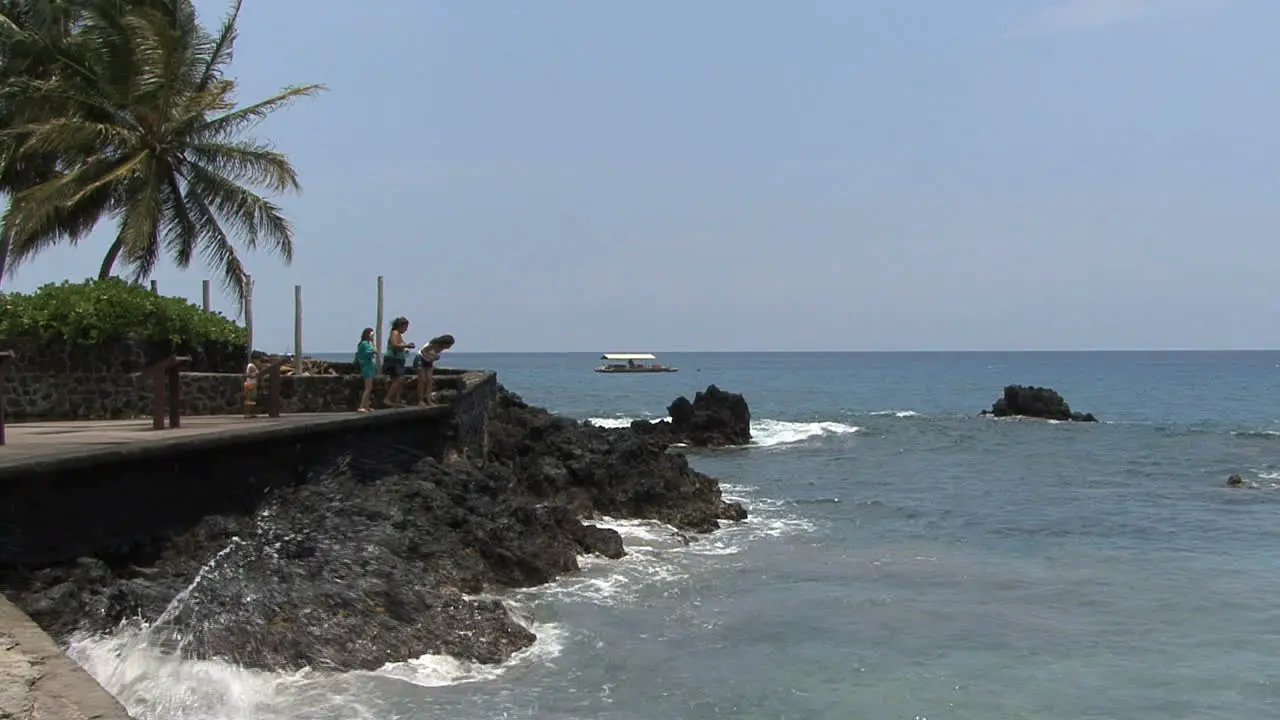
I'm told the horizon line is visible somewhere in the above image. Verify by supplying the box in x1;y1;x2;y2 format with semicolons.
300;348;1280;355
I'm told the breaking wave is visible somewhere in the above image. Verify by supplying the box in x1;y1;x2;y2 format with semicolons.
518;481;816;607
868;410;923;418
584;417;861;447
583;416;662;429
1232;429;1280;439
66;591;564;720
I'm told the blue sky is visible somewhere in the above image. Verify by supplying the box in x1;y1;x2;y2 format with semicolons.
4;0;1279;352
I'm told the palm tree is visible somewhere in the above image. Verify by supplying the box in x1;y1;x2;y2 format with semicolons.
0;0;322;305
0;0;94;286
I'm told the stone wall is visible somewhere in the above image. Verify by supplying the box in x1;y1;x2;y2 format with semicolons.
1;334;244;421
1;329;475;421
167;369;478;417
0;370;497;566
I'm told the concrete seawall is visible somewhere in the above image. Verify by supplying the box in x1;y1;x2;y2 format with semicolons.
0;369;497;719
0;597;131;719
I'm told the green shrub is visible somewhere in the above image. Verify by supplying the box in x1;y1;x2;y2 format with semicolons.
0;277;247;346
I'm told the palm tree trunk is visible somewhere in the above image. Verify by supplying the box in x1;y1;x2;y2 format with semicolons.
99;237;122;279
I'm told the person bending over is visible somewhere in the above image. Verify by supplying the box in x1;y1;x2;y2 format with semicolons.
415;334;455;406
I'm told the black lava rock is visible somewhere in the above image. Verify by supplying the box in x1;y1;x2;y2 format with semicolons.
981;385;1098;422
3;386;748;672
631;385;752;447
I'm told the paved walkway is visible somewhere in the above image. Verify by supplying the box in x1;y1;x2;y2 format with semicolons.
0;407;447;474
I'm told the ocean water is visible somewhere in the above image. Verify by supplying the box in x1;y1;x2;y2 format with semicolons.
68;351;1280;719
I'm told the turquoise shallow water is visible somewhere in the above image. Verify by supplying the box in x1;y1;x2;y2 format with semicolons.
76;352;1280;719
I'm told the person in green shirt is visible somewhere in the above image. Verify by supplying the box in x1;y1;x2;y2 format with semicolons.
382;316;415;407
354;327;377;412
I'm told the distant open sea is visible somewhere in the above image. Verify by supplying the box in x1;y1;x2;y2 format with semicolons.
74;352;1280;719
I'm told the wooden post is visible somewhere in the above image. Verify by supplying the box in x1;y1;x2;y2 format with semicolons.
375;275;385;368
149;279;158;294
168;367;182;428
143;355;190;429
264;356;289;418
243;274;254;368
0;350;13;446
202;279;211;312
149;373;164;429
294;284;303;374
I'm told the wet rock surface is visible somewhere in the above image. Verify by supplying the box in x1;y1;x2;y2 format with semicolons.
1;387;747;672
980;384;1098;422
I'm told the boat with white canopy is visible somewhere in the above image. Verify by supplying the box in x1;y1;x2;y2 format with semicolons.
594;353;678;373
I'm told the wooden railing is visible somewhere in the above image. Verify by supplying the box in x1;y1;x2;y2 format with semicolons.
142;355;191;430
0;350;13;446
262;356;291;418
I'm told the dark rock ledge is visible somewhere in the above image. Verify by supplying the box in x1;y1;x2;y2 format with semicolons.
2;387;748;672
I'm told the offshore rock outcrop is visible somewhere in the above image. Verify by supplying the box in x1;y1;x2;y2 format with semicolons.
632;384;753;447
3;388;747;672
1226;474;1255;489
981;385;1098;423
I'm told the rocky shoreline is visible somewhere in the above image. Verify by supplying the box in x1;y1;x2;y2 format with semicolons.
1;386;749;672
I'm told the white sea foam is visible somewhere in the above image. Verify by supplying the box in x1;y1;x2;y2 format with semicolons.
585;417;860;447
1244;471;1280;489
374;620;566;688
67;629;325;720
63;534;566;719
518;482;818;609
750;419;860;447
585;416;662;429
66;615;566;720
869;410;923;418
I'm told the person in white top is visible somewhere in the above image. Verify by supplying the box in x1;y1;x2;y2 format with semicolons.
414;334;455;406
243;357;261;417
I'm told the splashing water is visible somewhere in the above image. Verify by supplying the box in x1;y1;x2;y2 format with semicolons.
585;417;860;447
67;595;567;720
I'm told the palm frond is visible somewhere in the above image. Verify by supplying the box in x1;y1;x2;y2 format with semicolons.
183;179;247;307
160;162;196;267
2;164;115;274
62;149;146;205
114;157;162;279
196;83;324;141
185;138;298;193
118;9;171;104
182;158;292;262
5;162;93;239
194;0;238;92
0;10;29;42
10;116;135;155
